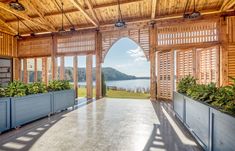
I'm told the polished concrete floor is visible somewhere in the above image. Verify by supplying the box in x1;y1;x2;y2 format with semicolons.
0;98;203;151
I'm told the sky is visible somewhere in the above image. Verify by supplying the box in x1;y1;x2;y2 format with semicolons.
63;37;150;77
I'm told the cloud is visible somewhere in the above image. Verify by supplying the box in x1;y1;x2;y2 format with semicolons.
126;46;146;62
115;63;132;68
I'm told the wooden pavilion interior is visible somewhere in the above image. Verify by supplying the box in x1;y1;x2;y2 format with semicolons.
0;0;235;100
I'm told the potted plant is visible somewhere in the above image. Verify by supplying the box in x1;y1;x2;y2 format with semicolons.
48;80;75;113
173;76;235;151
8;81;52;128
0;86;10;133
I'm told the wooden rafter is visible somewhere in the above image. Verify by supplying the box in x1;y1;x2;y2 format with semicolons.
85;0;99;25
0;17;17;34
151;0;158;19
6;0;142;23
24;0;56;31
0;2;54;32
220;0;235;11
70;0;99;27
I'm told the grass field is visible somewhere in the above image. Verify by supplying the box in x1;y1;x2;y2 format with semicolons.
77;88;149;99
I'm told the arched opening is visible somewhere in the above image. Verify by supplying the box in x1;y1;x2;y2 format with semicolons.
102;37;150;99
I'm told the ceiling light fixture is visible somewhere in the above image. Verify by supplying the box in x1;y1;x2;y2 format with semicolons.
9;0;25;11
115;0;126;28
183;0;201;19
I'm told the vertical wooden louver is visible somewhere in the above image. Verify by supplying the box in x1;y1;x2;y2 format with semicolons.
197;46;219;85
157;50;174;99
176;49;195;81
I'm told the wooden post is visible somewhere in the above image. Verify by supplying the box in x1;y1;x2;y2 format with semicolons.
95;31;102;99
52;35;57;80
13;58;20;81
73;56;78;98
23;58;27;83
42;57;47;84
219;17;228;85
60;56;64;80
149;22;157;101
34;58;38;81
86;54;93;99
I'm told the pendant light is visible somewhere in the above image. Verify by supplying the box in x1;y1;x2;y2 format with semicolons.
58;2;66;33
115;0;125;28
183;0;201;19
9;0;25;11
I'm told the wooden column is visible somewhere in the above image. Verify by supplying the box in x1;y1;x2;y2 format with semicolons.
86;54;93;99
23;58;27;83
149;23;157;101
73;56;78;98
34;58;37;81
219;17;229;85
52;36;57;80
60;56;64;80
42;57;47;84
95;31;102;99
13;58;20;81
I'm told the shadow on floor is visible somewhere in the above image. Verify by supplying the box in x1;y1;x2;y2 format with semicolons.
0;99;94;151
143;101;203;151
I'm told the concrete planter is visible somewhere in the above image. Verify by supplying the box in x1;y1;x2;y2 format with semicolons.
52;89;75;113
0;98;10;133
11;93;52;128
173;91;235;151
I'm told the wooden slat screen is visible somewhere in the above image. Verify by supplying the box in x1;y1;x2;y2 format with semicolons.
0;32;17;57
197;46;219;84
228;44;235;83
228;16;235;43
157;21;218;46
176;49;195;81
101;28;150;61
57;32;95;54
18;37;52;57
157;50;174;99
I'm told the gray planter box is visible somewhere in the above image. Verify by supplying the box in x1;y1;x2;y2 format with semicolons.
52;89;75;113
173;91;235;151
184;96;210;150
11;93;52;128
0;98;10;133
173;91;185;122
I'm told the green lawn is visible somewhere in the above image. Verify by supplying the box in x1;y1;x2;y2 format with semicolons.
77;88;149;99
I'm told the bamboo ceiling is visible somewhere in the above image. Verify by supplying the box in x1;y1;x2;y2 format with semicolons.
0;0;234;35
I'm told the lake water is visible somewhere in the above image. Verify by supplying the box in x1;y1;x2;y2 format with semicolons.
78;79;150;90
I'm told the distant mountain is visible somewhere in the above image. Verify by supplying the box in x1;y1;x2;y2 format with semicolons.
28;67;149;82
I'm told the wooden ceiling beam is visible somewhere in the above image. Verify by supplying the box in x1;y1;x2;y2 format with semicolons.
0;17;17;34
86;0;99;25
151;0;158;19
6;0;142;23
220;0;235;11
24;0;56;31
70;0;98;27
0;2;54;32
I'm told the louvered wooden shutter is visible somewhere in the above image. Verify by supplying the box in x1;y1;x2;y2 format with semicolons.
157;50;174;99
197;46;219;84
176;49;195;81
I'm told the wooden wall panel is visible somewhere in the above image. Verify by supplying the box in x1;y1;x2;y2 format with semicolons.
157;50;174;100
0;32;17;57
57;32;95;55
18;37;52;57
227;16;235;43
157;21;218;46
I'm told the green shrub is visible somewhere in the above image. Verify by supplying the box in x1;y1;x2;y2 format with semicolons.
177;75;197;94
0;87;5;98
47;80;71;91
27;82;47;94
5;81;27;97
